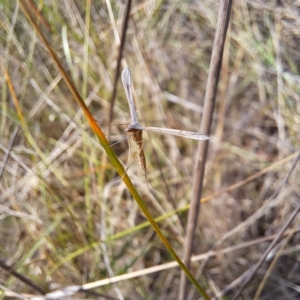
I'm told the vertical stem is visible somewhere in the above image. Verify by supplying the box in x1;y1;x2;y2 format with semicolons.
178;1;233;298
108;0;132;127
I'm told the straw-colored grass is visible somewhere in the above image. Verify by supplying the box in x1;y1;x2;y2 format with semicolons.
1;1;299;299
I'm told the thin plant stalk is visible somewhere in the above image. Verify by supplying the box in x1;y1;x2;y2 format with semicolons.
179;0;233;298
108;0;132;126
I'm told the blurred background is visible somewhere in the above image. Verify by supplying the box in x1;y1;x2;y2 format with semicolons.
0;0;300;299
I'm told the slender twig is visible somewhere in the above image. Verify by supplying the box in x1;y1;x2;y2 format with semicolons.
108;0;132;127
24;0;51;31
0;127;18;178
179;1;233;298
0;259;46;295
253;214;300;300
213;265;257;299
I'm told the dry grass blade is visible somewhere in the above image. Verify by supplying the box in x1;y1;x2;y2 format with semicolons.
24;0;51;31
0;128;18;178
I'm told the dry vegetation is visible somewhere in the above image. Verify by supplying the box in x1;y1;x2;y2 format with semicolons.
1;0;300;299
